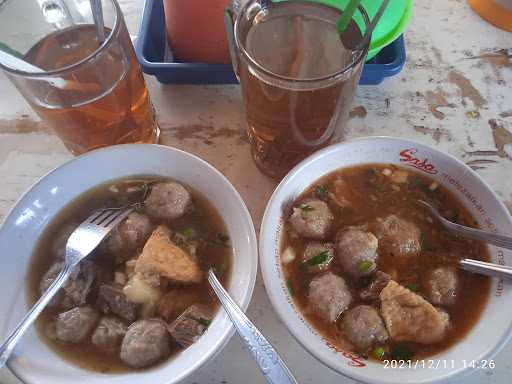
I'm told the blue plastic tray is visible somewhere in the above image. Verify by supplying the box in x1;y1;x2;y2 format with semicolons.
135;0;406;85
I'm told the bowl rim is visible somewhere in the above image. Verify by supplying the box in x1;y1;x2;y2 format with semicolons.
1;143;258;384
259;136;512;384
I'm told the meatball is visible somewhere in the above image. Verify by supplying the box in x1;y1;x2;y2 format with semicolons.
426;267;458;306
289;199;334;239
144;182;193;220
302;242;335;273
91;316;128;351
308;272;352;322
336;228;378;278
104;212;152;260
55;306;99;343
120;319;170;368
371;215;421;257
340;305;388;350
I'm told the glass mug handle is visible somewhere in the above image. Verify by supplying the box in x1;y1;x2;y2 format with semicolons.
224;3;240;80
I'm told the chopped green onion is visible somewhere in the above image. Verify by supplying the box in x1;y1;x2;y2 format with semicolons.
303;251;332;267
286;279;295;296
197;318;211;327
372;346;386;360
358;259;375;273
405;283;418;291
182;228;195;238
390;343;412;360
420;232;432;251
413;177;430;194
299;204;315;212
375;184;385;192
315;185;329;199
209;233;230;247
217;257;229;276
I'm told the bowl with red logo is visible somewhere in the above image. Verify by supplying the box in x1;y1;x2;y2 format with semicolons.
259;136;512;384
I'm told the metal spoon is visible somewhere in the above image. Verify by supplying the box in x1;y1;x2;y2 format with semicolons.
90;0;106;44
207;269;298;384
342;0;390;51
418;200;512;281
418;200;512;250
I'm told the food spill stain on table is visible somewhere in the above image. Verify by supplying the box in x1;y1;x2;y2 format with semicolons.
413;125;453;143
423;89;455;120
488;119;512;159
447;70;488;108
0;116;51;134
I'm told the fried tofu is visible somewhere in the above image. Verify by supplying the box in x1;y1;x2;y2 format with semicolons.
380;280;449;344
135;226;202;284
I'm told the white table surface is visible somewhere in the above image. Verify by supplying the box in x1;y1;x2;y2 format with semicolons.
1;0;511;383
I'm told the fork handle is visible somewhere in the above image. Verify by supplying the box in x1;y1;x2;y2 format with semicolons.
442;219;512;250
208;270;298;384
0;264;74;368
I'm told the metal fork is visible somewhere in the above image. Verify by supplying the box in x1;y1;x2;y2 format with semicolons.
417;200;512;250
0;206;133;368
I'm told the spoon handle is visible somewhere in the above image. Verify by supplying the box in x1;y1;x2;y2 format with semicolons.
90;0;106;43
208;270;297;384
0;264;74;368
441;217;512;250
460;259;512;281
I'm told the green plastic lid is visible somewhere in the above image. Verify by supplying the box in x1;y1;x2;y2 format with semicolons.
273;0;413;61
358;0;413;60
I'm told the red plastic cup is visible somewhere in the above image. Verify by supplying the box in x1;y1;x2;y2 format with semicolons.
163;0;231;64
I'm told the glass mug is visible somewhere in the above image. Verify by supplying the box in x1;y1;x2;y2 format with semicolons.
0;0;159;155
226;0;371;179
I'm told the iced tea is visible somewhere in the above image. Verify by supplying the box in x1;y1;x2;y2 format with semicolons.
233;1;368;179
24;25;158;155
0;0;159;155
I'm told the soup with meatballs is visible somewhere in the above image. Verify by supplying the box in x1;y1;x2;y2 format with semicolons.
28;177;231;372
281;164;490;361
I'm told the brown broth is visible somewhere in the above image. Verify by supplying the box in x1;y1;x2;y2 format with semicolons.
27;176;231;372
281;164;491;360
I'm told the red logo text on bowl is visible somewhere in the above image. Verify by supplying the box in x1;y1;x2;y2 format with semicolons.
400;148;438;174
324;339;367;367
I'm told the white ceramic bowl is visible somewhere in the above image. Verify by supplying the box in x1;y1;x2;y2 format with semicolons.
0;144;258;384
260;137;512;384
